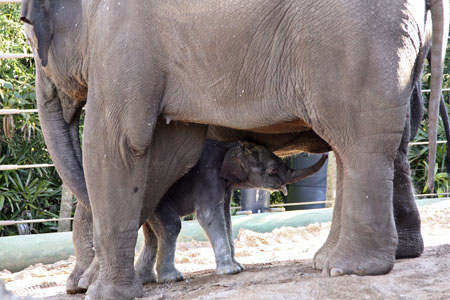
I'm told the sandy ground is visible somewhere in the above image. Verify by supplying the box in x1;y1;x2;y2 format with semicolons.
1;199;450;300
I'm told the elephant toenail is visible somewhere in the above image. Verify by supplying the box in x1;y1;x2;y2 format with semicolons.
330;268;344;277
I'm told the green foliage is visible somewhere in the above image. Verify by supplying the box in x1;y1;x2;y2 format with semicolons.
1;4;62;236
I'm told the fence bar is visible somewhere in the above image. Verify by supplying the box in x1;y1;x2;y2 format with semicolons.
415;192;450;197
422;88;450;93
0;218;73;226
409;140;447;146
0;163;54;171
0;53;33;59
270;201;334;207
0;109;38;115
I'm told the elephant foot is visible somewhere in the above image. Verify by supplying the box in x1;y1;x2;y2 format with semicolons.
66;271;87;294
138;271;157;285
396;227;424;259
312;238;338;271
136;267;157;285
86;277;143;300
233;259;245;272
66;260;93;294
156;269;184;284
216;261;244;275
322;238;396;277
135;257;157;285
78;259;99;291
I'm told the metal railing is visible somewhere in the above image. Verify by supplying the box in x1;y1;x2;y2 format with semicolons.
0;53;33;59
2;196;449;226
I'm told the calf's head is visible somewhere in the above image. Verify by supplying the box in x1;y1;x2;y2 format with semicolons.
219;141;327;196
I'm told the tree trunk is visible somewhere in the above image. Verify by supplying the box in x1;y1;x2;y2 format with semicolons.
58;183;74;232
325;151;337;208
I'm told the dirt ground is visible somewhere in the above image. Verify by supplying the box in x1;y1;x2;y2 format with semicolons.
2;199;450;300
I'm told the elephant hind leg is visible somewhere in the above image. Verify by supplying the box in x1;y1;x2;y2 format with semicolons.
394;121;423;258
322;150;398;277
224;191;244;272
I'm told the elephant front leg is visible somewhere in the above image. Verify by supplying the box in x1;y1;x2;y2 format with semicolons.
223;193;244;272
312;152;343;270
197;203;242;275
393;126;423;258
135;222;158;284
66;203;94;294
82;115;153;300
322;152;398;277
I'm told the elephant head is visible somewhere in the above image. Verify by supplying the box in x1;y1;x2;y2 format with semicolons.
21;0;54;67
21;0;89;208
219;141;327;195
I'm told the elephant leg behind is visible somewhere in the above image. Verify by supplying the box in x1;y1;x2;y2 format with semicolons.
66;203;94;294
140;203;184;284
222;190;244;271
393;109;424;258
134;222;158;284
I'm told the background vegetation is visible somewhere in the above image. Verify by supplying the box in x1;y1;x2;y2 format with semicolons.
1;4;62;236
1;3;449;234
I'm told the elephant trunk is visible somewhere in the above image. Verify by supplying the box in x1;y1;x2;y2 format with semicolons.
283;154;328;185
427;0;449;191
36;68;89;209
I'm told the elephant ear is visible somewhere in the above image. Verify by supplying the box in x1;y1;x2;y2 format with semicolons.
21;0;54;67
219;145;249;184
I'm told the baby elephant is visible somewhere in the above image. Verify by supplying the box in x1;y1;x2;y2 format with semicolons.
135;140;328;284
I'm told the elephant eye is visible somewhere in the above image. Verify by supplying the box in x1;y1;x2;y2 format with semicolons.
268;167;278;176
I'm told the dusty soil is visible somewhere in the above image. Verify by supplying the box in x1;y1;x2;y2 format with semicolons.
2;200;450;300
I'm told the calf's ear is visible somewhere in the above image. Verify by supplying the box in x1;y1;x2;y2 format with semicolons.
219;149;248;183
21;0;53;67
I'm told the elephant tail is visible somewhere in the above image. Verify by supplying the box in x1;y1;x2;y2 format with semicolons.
427;0;449;192
439;95;450;176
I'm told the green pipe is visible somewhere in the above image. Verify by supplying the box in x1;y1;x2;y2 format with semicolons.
0;198;445;272
178;208;333;242
0;231;74;273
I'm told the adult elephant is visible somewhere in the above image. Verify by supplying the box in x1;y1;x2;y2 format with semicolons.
21;0;448;299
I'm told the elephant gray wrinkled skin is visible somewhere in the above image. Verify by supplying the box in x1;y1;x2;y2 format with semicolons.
135;140;327;284
21;0;448;299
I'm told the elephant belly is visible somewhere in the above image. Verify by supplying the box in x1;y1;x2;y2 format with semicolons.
247;120;311;134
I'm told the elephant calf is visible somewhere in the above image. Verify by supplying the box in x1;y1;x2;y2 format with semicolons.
134;140;327;284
